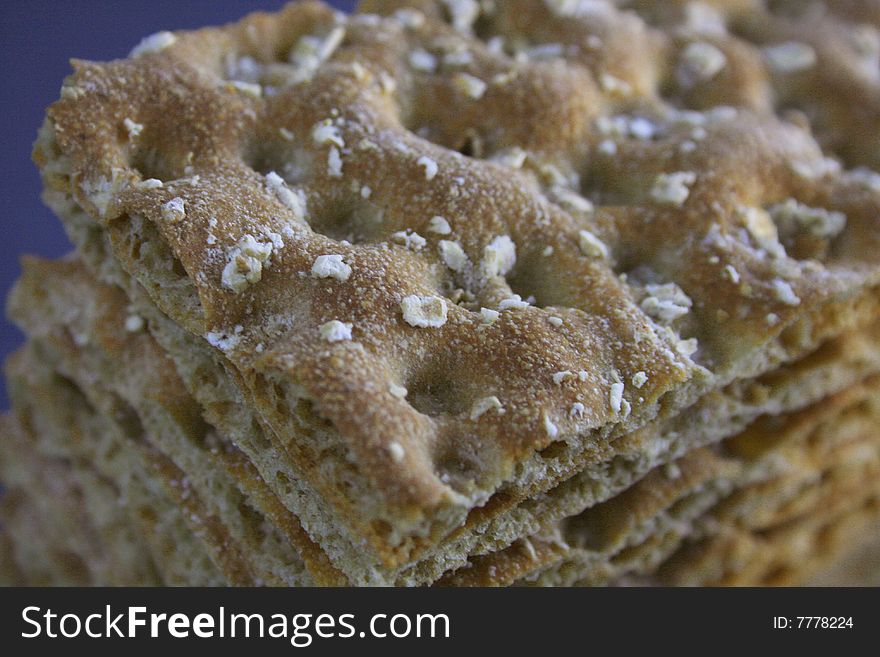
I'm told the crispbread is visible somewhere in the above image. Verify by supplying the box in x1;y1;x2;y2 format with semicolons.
5;318;320;587
10;0;880;585
0;417;124;586
506;374;880;586
8;257;340;585
0;383;220;585
7;332;877;587
6;255;880;585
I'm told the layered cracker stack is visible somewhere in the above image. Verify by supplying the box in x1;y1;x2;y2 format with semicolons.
2;0;879;586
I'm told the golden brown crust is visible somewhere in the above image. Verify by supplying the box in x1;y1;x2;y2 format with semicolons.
30;0;880;575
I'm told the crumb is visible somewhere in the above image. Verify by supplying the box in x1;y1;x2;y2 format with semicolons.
161;198;186;223
221;235;274;293
442;0;480;32
124;315;144;332
768;199;846;239
394;8;425;29
389;383;408;398
417;155;439;180
609;381;625;414
228;80;262;97
205;325;244;353
320;320;353;342
480;307;500;324
599;72;632;96
598;139;617;155
641;282;693;323
123;117;143;139
482;235;516;277
443;49;474;67
391;230;427;251
388;442;406;463
312;120;345;148
552;187;594;215
266;172;306;220
676;337;699;357
498;294;530;310
678;42;726;87
552;371;574;384
129;31;177;58
311;254;351;281
439;240;469;272
327;147;343;177
523;43;566;61
771;279;801;306
428;216;452;234
289;27;346;83
650;172;697;206
764;41;817;73
489;147;527;169
578;229;609;258
723;264;740;284
471;395;503;420
452;72;488;99
543;412;559;438
409;48;437;72
401;295;448;327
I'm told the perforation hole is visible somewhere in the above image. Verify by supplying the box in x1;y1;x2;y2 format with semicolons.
434;446;483;488
399;101;492;161
129;145;188;184
580;162;653;207
406;371;471;418
537;439;568;462
243;137;313;186
456;131;482;158
308;198;390;244
507;250;576;309
764;198;847;262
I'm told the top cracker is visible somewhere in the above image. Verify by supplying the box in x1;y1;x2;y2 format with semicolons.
37;0;880;568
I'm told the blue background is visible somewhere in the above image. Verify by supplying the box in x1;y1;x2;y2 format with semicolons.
0;0;356;409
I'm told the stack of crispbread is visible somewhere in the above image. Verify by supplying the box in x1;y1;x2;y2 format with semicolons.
2;0;879;586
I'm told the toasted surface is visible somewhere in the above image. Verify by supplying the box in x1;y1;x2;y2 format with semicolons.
24;0;880;582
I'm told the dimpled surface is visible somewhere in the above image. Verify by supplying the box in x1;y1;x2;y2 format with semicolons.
31;0;880;574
